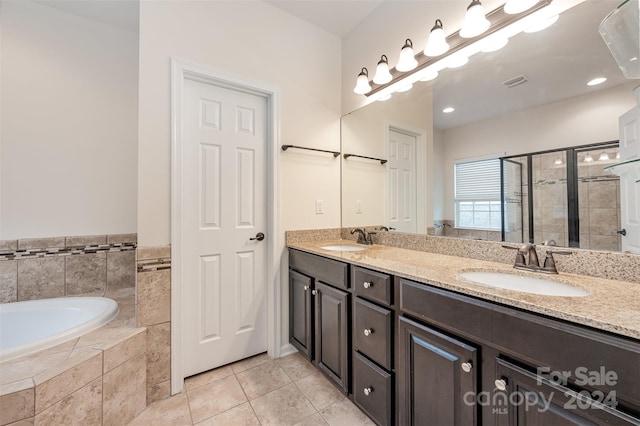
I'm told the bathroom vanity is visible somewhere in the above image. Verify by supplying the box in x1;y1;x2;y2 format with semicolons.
287;243;640;426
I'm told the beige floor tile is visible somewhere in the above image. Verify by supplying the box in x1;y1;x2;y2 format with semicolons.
185;366;234;392
294;412;330;426
236;360;292;400
230;352;271;374
187;374;247;424
319;398;375;426
277;353;316;382
194;402;260;426
250;383;317;425
128;393;192;426
296;372;345;411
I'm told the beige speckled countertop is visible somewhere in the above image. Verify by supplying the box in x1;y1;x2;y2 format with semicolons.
288;240;640;340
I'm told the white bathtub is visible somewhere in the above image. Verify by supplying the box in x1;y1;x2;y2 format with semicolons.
0;297;119;362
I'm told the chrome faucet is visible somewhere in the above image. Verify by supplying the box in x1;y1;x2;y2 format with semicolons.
351;228;374;245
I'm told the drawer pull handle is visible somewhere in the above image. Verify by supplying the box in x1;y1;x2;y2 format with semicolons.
495;379;507;391
363;387;373;396
363;328;373;336
461;362;472;373
303;285;309;291
363;281;373;289
311;290;317;296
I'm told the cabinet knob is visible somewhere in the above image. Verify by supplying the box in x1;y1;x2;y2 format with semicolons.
461;362;472;373
303;285;308;291
363;387;373;396
363;281;373;289
363;328;373;337
495;379;507;391
311;290;317;296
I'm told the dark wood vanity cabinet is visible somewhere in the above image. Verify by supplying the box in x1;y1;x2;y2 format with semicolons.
397;316;478;426
399;278;640;426
289;249;350;393
314;281;349;393
288;249;640;426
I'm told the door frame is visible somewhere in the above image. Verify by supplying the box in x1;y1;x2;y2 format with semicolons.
170;58;281;394
385;121;427;234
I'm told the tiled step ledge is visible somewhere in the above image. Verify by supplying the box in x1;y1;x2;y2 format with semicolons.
0;288;147;426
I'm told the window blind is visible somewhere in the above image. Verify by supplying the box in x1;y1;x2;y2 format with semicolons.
454;158;501;201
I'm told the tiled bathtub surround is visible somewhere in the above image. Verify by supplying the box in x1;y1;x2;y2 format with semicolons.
0;234;136;303
0;288;146;426
137;245;172;404
292;228;639;285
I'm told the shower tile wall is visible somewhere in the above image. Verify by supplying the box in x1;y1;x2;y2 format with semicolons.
136;246;172;404
0;234;136;304
533;152;568;247
578;153;621;251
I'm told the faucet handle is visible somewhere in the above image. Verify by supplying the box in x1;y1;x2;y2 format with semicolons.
542;250;572;274
502;245;526;267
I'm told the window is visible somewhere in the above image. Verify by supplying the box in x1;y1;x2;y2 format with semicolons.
454;158;502;230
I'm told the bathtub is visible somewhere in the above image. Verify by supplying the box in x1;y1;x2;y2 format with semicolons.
0;297;119;362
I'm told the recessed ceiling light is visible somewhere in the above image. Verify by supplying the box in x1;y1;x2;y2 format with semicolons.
443;107;455;113
587;77;607;86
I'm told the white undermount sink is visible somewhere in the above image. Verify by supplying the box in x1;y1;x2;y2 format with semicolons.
458;271;589;297
319;244;367;252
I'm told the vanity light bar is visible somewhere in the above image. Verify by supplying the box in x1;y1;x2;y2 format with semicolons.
363;0;553;98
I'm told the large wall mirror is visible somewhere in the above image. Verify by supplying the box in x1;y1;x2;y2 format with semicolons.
341;0;637;252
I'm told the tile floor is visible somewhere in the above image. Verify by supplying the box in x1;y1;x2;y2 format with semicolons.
128;352;375;426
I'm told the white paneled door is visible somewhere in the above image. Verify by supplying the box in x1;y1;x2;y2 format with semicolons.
388;129;417;233
182;78;268;377
618;107;640;254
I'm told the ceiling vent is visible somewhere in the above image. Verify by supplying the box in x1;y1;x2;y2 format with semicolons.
503;75;528;88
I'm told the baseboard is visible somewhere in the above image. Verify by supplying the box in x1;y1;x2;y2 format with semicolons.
279;343;297;357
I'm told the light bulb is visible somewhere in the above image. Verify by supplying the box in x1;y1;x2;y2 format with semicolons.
425;19;449;57
584;154;594;163
353;67;372;95
460;0;490;38
396;39;418;72
397;83;413;93
479;35;509;52
377;93;392;102
554;158;563;165
446;54;469;69
373;55;393;85
598;152;610;161
504;0;538;15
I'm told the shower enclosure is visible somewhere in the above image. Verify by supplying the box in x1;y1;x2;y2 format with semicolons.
501;141;622;251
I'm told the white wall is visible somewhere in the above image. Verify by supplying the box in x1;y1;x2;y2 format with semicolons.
138;0;342;248
437;81;638;220
0;0;138;239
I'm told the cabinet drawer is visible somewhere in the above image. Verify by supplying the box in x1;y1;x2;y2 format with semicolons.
354;298;392;370
353;266;391;305
353;351;392;426
289;249;349;290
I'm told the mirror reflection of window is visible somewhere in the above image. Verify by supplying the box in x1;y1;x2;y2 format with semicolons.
454;158;502;232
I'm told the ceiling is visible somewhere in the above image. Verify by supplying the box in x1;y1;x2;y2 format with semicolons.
34;0;632;130
265;0;383;37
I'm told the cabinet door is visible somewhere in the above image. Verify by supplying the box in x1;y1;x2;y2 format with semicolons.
289;270;313;360
398;316;478;426
495;358;640;426
314;281;349;393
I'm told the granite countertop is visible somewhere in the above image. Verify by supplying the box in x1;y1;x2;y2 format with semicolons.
288;240;640;340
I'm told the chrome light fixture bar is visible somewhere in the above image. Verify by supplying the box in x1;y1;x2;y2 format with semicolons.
363;0;552;98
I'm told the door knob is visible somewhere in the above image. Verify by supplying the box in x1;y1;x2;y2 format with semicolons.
363;328;373;336
363;281;373;289
250;232;265;241
311;290;317;296
617;229;627;236
461;362;472;373
495;379;507;391
363;387;373;396
303;286;308;291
